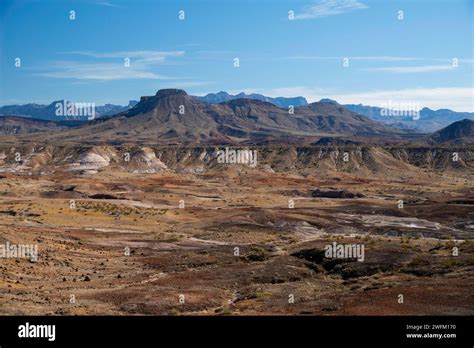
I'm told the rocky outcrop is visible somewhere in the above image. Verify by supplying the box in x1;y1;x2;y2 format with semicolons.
0;145;472;175
311;188;366;199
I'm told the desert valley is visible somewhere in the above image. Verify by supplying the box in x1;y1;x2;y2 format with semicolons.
0;89;472;315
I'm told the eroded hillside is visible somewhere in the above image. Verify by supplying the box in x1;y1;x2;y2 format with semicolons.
0;145;472;315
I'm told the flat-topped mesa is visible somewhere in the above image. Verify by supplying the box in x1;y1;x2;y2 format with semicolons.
139;96;153;103
138;89;188;104
155;89;188;98
319;98;339;104
129;89;192;117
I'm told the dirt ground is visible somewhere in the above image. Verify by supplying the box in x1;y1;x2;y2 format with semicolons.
0;151;473;315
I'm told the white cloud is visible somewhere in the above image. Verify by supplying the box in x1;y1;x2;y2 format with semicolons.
294;0;368;20
36;50;185;81
240;86;474;112
64;50;184;64
281;56;472;74
283;56;423;62
328;87;474;112
282;56;474;65
36;62;170;81
350;56;421;61
364;64;456;73
93;1;122;8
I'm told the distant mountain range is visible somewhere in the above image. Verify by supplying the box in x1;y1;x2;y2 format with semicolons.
340;103;474;133
197;94;474;133
1;89;405;145
0;100;138;121
195;91;308;108
0;116;67;134
1;89;473;145
197;93;474;132
1;91;472;133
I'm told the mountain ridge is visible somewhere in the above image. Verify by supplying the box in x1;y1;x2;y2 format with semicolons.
342;103;474;132
195;91;308;108
420;119;474;145
1;88;408;145
2;91;472;133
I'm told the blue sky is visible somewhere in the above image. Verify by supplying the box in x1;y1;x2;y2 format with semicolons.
0;0;473;110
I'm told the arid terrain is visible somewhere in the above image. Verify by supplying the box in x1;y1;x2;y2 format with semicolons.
0;144;472;315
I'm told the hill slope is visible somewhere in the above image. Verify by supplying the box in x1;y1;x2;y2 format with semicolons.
17;89;402;145
421;119;474;145
0;116;67;134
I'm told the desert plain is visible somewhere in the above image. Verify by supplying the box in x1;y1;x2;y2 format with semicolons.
0;145;472;315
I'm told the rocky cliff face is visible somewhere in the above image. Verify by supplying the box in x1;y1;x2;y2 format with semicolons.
0;145;472;176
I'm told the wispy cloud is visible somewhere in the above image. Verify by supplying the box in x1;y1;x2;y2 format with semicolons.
94;1;122;8
329;87;474;111
364;64;457;73
283;56;474;64
350;56;423;62
281;56;472;73
64;50;184;64
240;86;474;112
35;61;172;81
283;56;423;62
294;0;368;20
35;50;185;81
